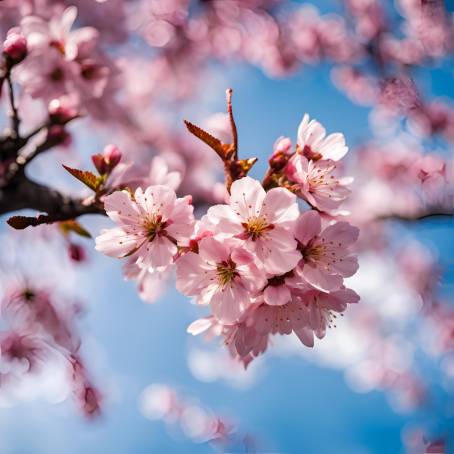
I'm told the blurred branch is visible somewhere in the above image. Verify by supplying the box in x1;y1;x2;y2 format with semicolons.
6;72;20;139
378;209;453;222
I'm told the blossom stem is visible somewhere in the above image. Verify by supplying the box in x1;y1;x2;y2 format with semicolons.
6;72;20;139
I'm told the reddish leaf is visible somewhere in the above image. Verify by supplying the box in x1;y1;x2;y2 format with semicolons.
63;165;100;191
184;120;226;159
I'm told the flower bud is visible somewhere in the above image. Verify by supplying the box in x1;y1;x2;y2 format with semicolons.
91;145;121;176
273;137;292;155
103;144;122;169
47;124;71;145
68;243;86;263
91;153;108;175
48;97;78;124
3;30;27;64
269;137;292;171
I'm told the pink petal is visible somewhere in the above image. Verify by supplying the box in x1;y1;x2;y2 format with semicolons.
295;210;322;245
206;204;242;235
198;237;229;263
321;221;359;246
187;317;215;336
176;252;213;295
294;326;314;347
229;176;266;220
261;188;299;224
263;285;292;306
95;227;141;258
301;265;343;291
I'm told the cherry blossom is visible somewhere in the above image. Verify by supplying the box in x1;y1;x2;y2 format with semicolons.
304;287;360;339
286;155;352;213
294;210;359;291
206;176;300;274
20;6;96;61
176;237;266;323
96;186;195;269
297;113;348;162
1;0;453;447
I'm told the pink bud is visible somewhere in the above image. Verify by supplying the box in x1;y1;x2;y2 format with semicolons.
47;125;71;145
273;137;292;155
268;151;290;171
48;97;78;124
3;30;27;64
68;243;86;263
91;153;108;175
103;144;122;169
81;386;101;418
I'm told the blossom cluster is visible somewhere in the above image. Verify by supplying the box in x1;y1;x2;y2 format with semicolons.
95;114;359;366
0;283;101;418
0;1;452;447
139;383;256;450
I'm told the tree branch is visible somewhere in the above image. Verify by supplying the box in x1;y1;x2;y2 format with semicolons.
377;209;453;223
6;73;20;138
0;175;104;225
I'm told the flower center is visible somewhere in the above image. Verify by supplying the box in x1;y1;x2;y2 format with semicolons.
267;270;294;287
143;214;166;241
298;241;325;261
302;145;322;161
49;67;64;81
216;259;238;287
242;216;274;240
50;40;66;55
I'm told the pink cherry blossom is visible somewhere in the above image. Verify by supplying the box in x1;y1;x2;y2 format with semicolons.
109;156;181;193
16;6;112;107
297;113;348;161
123;259;171;304
294;210;359;291
95;186;195;270
286;154;352;212
253;297;315;348
304;287;360;339
187;313;269;368
206;176;300;274
176;237;266;324
262;272;296;307
0;331;48;374
3;28;27;63
20;6;97;61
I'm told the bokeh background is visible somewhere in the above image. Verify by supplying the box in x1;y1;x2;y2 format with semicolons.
1;0;454;453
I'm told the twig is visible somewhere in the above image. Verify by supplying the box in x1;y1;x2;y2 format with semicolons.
226;88;238;159
1;176;105;224
377;209;453;222
6;72;20;138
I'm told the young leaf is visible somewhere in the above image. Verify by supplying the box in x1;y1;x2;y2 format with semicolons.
59;220;92;238
184;120;226;159
63;165;101;191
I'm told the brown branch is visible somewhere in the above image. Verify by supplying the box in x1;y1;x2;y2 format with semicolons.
6;73;20;139
1;175;105;227
377;209;453;222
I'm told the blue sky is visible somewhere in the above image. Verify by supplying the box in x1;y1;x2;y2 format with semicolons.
1;2;454;453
